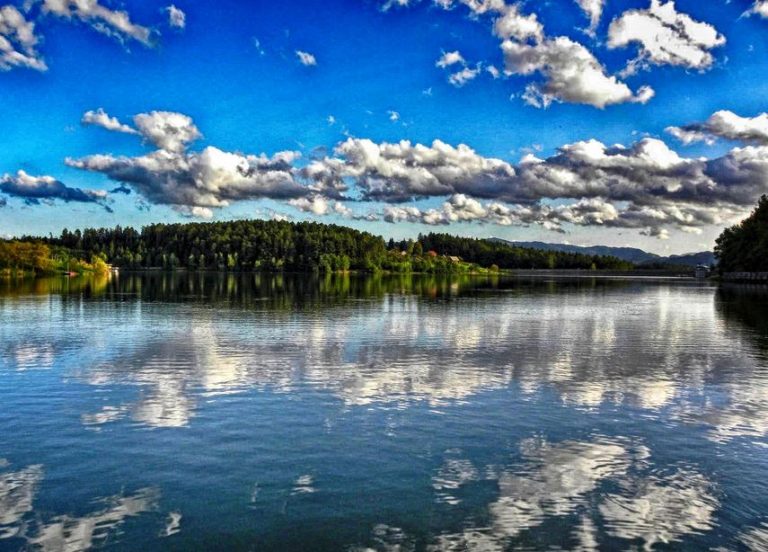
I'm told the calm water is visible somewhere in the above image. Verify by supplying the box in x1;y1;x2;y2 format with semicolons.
2;273;768;551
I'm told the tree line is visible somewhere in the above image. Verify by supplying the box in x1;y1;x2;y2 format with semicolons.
715;195;768;273
0;240;109;277
394;233;634;271
4;219;637;275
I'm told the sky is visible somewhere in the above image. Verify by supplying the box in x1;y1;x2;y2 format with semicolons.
1;0;768;254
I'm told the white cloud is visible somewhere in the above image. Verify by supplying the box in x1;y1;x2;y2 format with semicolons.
0;170;110;208
436;49;482;87
289;195;329;215
68;146;307;210
329;137;516;202
388;110;400;122
70;111;311;212
0;6;46;71
82;108;139;135
383;194;533;227
436;50;465;68
42;0;155;46
608;0;725;74
81;109;202;153
575;0;604;36
379;194;723;237
492;3;543;42
381;0;412;10
166;5;185;29
449;65;480;86
749;1;768;18
640;226;671;240
436;1;653;108
310;133;765;234
132;111;202;153
667;110;768;145
504;37;655;109
69;107;768;236
295;50;316;66
289;194;373;220
174;205;213;219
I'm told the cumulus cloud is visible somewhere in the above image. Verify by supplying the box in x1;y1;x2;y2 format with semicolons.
0;170;110;210
449;65;480;86
70;107;768;235
133;111;202;153
436;50;465;68
174;205;212;219
608;0;725;75
68;147;308;212
325;135;761;209
42;0;155;46
70;110;314;216
295;50;316;66
506;37;655;109
442;1;653;108
749;1;768;18
381;0;412;10
328;137;516;202
289;194;378;221
667;110;768;145
383;194;533;227
0;6;46;71
82;109;203;152
166;5;185;29
436;49;482;87
575;0;604;36
289;195;330;215
308;133;766;234
379;194;725;237
81;108;139;135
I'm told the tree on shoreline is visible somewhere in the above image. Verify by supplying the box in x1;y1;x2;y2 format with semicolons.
8;219;635;274
715;195;768;273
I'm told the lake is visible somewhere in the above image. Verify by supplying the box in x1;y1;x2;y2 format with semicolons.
2;272;768;551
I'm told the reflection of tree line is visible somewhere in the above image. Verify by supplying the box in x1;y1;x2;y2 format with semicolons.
0;273;111;298
0;272;645;307
716;284;768;348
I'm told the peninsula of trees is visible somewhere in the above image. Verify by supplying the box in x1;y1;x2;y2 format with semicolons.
2;219;634;276
715;195;768;273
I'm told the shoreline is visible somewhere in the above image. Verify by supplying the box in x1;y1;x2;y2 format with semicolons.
2;268;700;280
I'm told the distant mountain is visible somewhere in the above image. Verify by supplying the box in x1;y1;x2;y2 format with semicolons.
662;251;717;267
488;239;715;267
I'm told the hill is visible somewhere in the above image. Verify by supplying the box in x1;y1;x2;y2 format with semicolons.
489;239;714;267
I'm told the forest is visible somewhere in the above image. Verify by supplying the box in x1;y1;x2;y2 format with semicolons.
2;219;635;275
398;233;634;271
715;195;768;273
0;240;109;277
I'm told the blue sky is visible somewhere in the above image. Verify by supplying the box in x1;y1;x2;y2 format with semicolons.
1;0;768;253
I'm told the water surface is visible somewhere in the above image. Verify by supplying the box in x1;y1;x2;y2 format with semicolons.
2;273;768;551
